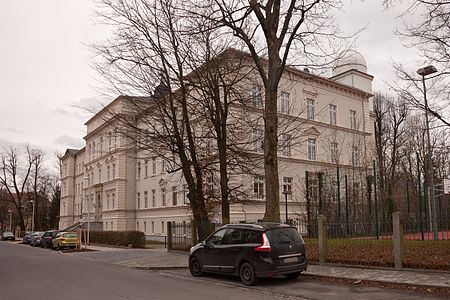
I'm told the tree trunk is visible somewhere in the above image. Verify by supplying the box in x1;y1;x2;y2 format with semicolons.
263;86;280;222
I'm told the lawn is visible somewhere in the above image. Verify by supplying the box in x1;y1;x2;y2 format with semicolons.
304;238;450;271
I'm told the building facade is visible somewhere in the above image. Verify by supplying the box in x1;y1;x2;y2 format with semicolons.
60;50;375;237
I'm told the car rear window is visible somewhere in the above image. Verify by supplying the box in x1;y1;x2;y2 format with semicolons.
265;228;303;245
64;233;78;238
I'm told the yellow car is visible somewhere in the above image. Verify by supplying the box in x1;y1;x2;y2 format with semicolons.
52;232;79;250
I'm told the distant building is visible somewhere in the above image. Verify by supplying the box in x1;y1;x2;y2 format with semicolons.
60;50;375;236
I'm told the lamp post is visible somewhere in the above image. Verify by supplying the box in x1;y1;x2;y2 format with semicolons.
282;190;291;224
417;65;438;241
84;176;91;248
8;209;12;232
30;200;35;232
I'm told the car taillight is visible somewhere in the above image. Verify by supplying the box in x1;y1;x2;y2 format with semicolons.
60;238;65;241
254;233;271;253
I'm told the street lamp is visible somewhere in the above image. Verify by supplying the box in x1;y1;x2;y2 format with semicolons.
282;189;291;224
30;200;35;232
83;176;91;248
8;209;12;232
417;65;438;241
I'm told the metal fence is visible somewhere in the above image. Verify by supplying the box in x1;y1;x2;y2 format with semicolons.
168;215;450;271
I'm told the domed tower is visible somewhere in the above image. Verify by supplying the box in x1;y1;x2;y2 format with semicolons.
330;50;373;95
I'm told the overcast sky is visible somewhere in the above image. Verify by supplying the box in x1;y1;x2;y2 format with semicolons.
0;0;420;165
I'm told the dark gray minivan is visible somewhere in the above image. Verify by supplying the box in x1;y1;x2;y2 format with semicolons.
189;223;308;285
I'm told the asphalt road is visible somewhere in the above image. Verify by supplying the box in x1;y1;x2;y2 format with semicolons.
0;241;445;300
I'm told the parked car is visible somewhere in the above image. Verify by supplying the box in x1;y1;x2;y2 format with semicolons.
189;223;308;286
40;230;60;248
52;232;79;250
1;232;15;241
30;231;44;247
23;232;33;244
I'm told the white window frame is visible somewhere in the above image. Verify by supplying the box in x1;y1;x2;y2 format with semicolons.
331;142;338;164
307;98;315;120
282;176;293;200
251;84;263;108
350;110;357;130
281;92;290;114
329;104;337;125
352;146;359;166
253;175;265;199
281;133;291;157
308;138;317;161
252;129;264;153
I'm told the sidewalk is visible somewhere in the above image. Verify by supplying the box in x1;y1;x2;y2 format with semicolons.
129;251;450;288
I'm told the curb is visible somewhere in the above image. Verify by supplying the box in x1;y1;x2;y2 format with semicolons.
134;266;189;270
302;272;450;289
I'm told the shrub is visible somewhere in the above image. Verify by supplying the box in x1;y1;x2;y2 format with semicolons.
86;230;145;248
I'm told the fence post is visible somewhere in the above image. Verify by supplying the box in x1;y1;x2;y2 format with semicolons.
167;221;172;252
392;212;403;270
318;214;327;265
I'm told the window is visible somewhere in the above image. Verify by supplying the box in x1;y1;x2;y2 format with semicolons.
251;84;263;108
254;175;264;199
307;99;315;120
331;142;338;164
183;184;189;204
330;104;337;125
281;134;291;157
222;229;242;245
152;189;156;207
151;221;155;233
350;110;357;129
112;164;116;179
136;222;139;231
144;191;148;208
252;129;263;153
161;159;166;173
144;159;148;177
152;157;157;175
107;166;110;181
206;229;227;247
108;131;112;151
308;138;317;160
144;221;147;233
282;176;293;196
352;146;359;166
137;161;141;179
172;187;177;206
98;168;102;183
107;194;110;210
281;92;290;114
162;188;167;206
331;180;338;202
100;136;103;154
92;141;96;159
112;193;115;209
137;192;141;209
162;221;165;234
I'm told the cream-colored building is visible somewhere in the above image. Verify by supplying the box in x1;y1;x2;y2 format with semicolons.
60;50;375;236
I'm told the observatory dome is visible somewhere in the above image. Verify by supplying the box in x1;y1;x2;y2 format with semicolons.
332;50;367;75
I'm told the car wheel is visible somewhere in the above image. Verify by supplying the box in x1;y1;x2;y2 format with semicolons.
285;272;301;280
239;262;259;286
189;257;204;277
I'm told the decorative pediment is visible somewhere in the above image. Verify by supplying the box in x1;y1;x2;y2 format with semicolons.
304;126;321;136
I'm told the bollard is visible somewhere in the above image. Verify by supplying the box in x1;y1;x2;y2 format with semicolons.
318;214;328;265
392;212;403;270
167;221;172;252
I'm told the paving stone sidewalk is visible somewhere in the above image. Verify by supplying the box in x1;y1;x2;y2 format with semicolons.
68;245;450;289
129;251;450;288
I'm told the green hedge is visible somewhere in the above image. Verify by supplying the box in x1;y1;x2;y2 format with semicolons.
87;231;146;248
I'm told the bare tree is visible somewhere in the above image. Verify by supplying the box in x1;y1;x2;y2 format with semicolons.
0;147;36;231
192;0;347;222
93;0;260;238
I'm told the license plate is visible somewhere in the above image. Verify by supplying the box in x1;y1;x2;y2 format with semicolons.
284;257;298;264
